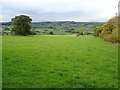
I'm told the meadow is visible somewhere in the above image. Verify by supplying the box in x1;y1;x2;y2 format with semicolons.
2;35;118;88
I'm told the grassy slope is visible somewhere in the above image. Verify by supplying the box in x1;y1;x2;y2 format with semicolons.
2;35;118;88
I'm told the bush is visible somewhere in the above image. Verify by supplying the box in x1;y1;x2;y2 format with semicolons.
4;27;10;31
49;31;53;35
80;31;84;35
94;23;104;37
94;16;120;43
30;31;36;35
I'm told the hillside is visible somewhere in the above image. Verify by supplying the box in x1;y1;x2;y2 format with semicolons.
1;21;98;35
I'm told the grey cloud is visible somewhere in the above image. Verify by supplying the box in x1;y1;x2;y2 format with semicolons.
1;0;119;22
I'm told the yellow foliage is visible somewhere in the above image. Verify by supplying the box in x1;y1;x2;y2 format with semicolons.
94;16;120;43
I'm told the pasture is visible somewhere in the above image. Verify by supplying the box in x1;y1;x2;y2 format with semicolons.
2;35;118;88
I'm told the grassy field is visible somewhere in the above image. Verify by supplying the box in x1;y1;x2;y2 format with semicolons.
2;35;118;88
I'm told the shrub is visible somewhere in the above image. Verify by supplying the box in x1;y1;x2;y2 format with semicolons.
94;16;120;43
80;31;84;35
3;27;10;31
30;31;36;35
49;31;53;35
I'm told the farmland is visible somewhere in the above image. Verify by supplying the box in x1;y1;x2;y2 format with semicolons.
1;21;97;35
1;0;119;88
2;35;118;88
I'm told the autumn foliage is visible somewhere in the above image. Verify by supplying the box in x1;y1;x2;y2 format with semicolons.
94;16;120;43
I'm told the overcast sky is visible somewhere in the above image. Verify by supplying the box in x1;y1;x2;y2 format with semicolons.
0;0;119;22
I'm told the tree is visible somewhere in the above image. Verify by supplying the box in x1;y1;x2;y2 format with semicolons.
11;15;32;36
49;31;53;35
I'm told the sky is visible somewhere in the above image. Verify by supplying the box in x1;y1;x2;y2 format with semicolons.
0;0;119;22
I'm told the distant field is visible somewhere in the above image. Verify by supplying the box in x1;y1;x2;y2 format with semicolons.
2;35;118;88
1;22;97;35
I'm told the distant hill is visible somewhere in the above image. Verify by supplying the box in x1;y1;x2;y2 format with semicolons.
31;21;99;28
0;21;99;27
1;21;99;35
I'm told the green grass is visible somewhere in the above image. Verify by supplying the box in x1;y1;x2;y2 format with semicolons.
2;35;118;88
